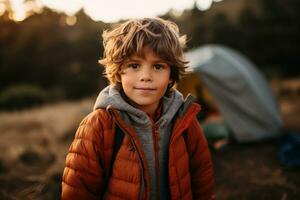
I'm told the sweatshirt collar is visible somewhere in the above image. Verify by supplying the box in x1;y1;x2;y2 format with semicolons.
146;100;163;122
93;85;190;128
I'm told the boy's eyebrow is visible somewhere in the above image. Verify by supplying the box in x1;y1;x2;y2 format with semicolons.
128;57;168;63
127;59;140;62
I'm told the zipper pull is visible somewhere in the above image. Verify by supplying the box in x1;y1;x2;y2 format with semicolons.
129;145;135;152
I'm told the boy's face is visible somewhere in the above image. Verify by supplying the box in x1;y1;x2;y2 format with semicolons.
120;46;172;115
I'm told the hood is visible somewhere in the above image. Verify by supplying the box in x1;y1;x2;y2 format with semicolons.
93;85;185;128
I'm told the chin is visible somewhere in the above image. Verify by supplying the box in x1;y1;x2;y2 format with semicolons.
135;100;155;106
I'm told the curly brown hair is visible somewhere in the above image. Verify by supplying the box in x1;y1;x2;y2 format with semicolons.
99;17;189;88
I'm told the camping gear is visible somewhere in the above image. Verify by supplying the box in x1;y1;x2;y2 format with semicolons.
202;122;232;142
185;44;283;142
278;131;300;168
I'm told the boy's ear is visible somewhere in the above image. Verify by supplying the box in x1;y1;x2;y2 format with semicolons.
168;79;175;89
115;72;122;83
116;76;121;83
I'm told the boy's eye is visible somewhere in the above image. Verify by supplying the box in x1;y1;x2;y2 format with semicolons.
153;64;166;70
128;63;139;69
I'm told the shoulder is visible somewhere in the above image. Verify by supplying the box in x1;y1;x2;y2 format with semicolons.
186;113;206;142
75;108;114;141
80;108;112;127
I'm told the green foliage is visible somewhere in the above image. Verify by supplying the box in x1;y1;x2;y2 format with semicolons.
0;84;49;110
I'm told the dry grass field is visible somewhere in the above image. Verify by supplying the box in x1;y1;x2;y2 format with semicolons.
0;78;299;199
0;97;95;199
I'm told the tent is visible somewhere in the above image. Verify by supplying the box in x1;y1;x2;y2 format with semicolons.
185;44;283;142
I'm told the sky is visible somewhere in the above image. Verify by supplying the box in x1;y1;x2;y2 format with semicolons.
3;0;224;23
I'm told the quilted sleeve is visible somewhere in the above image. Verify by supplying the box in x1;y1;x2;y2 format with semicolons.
61;111;105;200
187;117;215;200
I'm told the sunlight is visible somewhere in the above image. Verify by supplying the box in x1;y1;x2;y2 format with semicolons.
196;0;212;11
83;0;195;23
66;15;77;26
24;0;42;14
5;0;224;23
84;0;167;22
8;0;43;21
9;0;26;21
40;0;83;16
0;3;6;16
196;0;224;11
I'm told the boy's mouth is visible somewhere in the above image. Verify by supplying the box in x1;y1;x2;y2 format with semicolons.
134;87;156;91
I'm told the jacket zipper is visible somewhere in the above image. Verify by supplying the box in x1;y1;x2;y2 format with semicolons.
152;124;160;200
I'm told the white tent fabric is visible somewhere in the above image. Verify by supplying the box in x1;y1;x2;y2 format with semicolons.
185;44;283;142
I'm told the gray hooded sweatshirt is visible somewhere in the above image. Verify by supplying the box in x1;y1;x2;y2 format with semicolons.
93;85;184;200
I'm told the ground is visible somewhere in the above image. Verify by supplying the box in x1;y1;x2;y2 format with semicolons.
213;141;300;199
0;79;299;199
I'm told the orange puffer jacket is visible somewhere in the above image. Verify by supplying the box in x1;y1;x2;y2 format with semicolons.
62;103;215;200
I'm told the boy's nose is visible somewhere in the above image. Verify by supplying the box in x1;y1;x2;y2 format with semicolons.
139;68;153;82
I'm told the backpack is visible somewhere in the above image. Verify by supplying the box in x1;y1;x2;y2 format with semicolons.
103;125;124;193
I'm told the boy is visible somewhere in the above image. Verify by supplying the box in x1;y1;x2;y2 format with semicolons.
62;17;215;200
